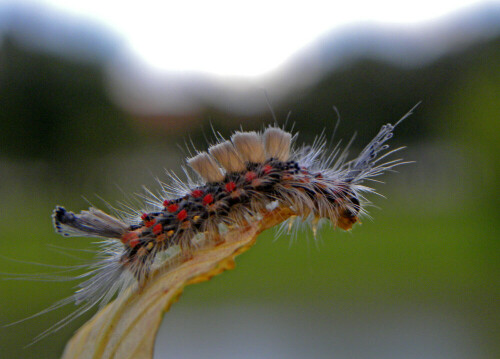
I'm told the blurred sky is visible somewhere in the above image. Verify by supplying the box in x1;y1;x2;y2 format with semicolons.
32;0;487;76
1;0;499;115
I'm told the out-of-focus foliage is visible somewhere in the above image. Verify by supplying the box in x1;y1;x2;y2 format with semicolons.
0;37;135;164
1;35;498;165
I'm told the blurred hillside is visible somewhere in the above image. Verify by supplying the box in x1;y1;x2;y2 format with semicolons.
0;23;498;200
0;38;135;163
0;29;499;159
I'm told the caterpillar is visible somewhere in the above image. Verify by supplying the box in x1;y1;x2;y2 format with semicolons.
19;107;415;343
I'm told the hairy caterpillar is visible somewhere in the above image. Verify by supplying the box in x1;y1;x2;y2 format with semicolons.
16;107;415;343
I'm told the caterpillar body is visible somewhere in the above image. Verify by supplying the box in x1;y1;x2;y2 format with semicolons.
30;109;414;342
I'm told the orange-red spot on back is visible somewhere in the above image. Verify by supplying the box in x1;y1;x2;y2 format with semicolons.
141;213;148;220
191;189;204;198
177;209;187;221
153;223;163;235
145;219;156;227
262;165;273;174
129;238;140;248
225;181;236;192
163;200;170;207
202;194;214;205
245;171;257;182
121;231;138;245
167;204;179;213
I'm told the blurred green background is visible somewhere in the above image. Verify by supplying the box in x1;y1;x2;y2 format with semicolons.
0;2;498;359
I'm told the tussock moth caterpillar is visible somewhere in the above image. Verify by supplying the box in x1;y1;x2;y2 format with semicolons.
12;105;417;344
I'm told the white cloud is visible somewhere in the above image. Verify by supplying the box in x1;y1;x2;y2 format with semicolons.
37;0;485;76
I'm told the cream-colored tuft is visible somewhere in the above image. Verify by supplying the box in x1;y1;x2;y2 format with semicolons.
187;152;224;183
231;131;266;164
209;141;246;173
263;127;292;161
